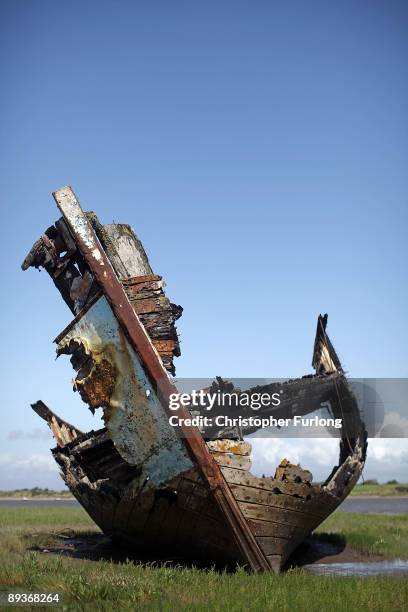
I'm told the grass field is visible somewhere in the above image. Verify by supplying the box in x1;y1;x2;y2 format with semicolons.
350;483;408;497
0;507;407;611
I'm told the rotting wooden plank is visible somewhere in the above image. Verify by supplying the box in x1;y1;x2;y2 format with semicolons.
206;440;252;456
238;501;324;530
122;273;182;375
203;470;339;520
229;482;314;506
142;496;176;540
175;477;222;518
165;501;228;547
247;518;307;539
122;274;162;285
53;186;270;573
117;491;156;537
236;484;340;521
73;490;108;531
255;535;303;556
177;478;214;501
194;374;346;439
274;460;312;484
175;490;221;521
112;496;145;535
266;555;282;572
32;400;82;447
87;215;181;375
188;522;244;561
117;500;240;562
176;477;216;503
138;494;235;559
158;506;200;549
87;215;153;280
211;452;252;471
220;467;313;498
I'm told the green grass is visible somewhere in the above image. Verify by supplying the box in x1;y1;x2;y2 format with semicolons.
350;483;408;497
0;507;407;611
315;512;408;558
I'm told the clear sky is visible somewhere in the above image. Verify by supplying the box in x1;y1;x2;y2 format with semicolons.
1;1;407;488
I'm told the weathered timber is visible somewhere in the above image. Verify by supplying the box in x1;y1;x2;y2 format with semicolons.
193;372;362;440
206;440;252;456
53;186;270;572
32;400;82;447
237;502;326;529
122;275;182;375
23;185;367;573
247;519;308;539
211;452;252;471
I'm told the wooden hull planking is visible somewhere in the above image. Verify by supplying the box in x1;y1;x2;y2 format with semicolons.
23;186;367;572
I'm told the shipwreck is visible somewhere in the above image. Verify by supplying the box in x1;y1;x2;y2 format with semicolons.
23;186;367;572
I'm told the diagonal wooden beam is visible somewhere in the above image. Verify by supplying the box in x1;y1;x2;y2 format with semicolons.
53;185;270;572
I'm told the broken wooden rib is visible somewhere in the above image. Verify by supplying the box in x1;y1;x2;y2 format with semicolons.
23;186;367;572
31;400;82;447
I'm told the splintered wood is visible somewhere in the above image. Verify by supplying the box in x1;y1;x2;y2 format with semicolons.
122;275;182;375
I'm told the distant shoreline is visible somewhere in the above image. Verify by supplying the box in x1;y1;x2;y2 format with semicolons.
350;483;408;497
0;496;75;501
0;493;74;500
1;483;407;500
0;495;76;502
351;495;408;500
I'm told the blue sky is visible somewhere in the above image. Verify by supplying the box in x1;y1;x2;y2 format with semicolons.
1;1;407;487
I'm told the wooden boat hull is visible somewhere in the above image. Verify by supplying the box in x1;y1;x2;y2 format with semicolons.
47;422;364;572
24;186;367;572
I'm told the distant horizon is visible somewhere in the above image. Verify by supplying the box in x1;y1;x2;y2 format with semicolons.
1;478;408;493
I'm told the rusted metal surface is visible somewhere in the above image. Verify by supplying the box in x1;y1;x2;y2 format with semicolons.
23;185;367;573
56;293;193;487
